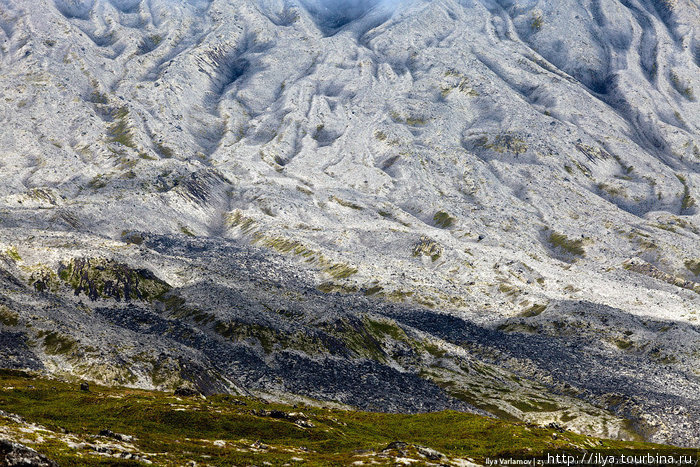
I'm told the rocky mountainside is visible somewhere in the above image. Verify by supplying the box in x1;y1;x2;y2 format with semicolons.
0;0;699;448
3;369;695;466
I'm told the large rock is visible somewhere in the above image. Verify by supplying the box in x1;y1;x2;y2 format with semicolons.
0;440;57;467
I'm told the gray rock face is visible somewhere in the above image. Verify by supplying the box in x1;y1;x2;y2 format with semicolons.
0;439;57;467
0;0;699;447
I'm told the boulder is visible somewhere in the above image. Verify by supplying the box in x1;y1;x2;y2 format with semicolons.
0;439;58;467
99;429;134;442
174;387;200;397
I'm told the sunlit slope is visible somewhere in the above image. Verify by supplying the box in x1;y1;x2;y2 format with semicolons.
0;0;699;447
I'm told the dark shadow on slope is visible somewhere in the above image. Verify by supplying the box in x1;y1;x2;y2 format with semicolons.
92;233;700;443
0;332;44;371
619;0;660;83
205;53;250;98
644;0;682;43
136;33;163;55
300;0;384;36
85;29;119;48
382;301;700;445
54;0;95;20
259;0;302;27
197;33;274;111
108;0;142;14
0;10;16;42
92;289;472;413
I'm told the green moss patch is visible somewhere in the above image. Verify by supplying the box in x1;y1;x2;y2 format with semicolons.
37;331;77;355
433;211;455;229
685;259;700;276
547;231;586;258
413;236;444;261
57;258;171;302
521;304;547;317
108;107;136;148
0;305;19;326
477;134;528;155
5;246;21;262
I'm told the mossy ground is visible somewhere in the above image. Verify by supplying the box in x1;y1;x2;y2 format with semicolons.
0;370;696;466
57;257;171;302
547;231;586;258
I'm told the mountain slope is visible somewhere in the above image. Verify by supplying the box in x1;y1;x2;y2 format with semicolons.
3;369;696;466
0;0;699;447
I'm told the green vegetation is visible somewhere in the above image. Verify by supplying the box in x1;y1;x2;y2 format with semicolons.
575;142;611;161
670;71;695;101
226;210;257;234
547;231;586;258
433;210;455;229
317;282;359;294
213;314;410;359
364;285;384;296
405;116;427;126
685;259;700;276
325;263;358;279
148;34;162;46
521;304;547;317
441;70;479;98
253;234;359;282
179;225;196;237
5;246;21;262
121;231;144;245
37;331;77;355
154;141;174;158
296;185;313;195
413;236;444;262
0;371;691;466
390;111;428;126
88;174;107;189
331;196;363;210
27;265;61;293
364;318;408;342
610;152;634;175
213;321;307;354
676;174;696;211
574;161;592;178
422;342;447;358
511;399;560;413
89;90;108;105
531;12;544;31
158;293;213;325
477;134;528;155
108;107;136;148
387;289;415;302
57;257;171;302
0;305;18;326
498;283;519;297
598;182;626;198
614;339;633;350
261;236;312;256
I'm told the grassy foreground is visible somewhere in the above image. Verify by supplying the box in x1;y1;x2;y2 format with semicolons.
0;369;696;466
